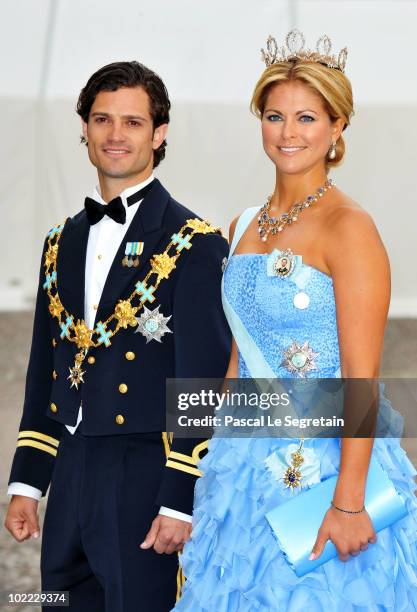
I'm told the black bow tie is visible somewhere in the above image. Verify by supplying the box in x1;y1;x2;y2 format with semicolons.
84;180;155;225
85;195;125;225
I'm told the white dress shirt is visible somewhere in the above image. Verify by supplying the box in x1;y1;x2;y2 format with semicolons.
8;175;192;523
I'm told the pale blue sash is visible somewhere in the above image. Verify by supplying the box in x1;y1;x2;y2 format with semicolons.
222;207;277;378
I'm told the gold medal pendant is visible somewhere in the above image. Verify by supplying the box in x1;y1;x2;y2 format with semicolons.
283;440;305;489
68;350;87;390
123;242;144;268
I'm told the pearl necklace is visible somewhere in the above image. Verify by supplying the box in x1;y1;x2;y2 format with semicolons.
257;179;334;242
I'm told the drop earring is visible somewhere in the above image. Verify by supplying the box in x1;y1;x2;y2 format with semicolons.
328;140;337;160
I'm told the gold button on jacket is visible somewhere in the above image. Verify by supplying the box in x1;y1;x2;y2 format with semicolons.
88;356;96;365
115;414;125;425
50;403;58;413
125;351;135;361
119;383;128;394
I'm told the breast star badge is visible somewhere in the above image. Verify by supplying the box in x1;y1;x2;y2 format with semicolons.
134;305;172;343
281;340;319;377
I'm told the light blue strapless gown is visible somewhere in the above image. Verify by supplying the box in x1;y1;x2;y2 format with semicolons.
174;208;417;612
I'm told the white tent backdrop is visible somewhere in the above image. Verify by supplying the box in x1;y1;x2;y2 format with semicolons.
1;0;416;316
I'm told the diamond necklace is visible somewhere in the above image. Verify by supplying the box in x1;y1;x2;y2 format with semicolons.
257;178;334;242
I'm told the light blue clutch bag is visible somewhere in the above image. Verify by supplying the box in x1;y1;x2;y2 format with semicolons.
266;457;408;577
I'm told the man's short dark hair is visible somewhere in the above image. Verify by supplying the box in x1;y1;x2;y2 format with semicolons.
76;61;171;168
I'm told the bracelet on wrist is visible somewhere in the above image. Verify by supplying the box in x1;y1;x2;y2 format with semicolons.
330;500;365;514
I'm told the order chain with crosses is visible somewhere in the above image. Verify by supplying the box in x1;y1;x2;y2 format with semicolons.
43;218;221;389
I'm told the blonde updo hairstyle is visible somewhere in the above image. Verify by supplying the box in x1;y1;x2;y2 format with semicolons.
250;60;354;167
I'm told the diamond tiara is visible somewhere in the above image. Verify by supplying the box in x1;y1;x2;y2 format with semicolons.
261;29;348;73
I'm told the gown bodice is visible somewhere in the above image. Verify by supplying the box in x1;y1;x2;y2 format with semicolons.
223;252;341;378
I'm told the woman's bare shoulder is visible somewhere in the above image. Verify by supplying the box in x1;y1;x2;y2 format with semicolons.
323;190;389;274
325;190;378;237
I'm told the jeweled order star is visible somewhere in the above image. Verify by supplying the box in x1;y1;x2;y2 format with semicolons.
68;364;85;390
135;305;172;343
281;340;319;377
283;466;302;489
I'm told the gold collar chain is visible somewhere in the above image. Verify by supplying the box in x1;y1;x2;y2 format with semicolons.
44;217;220;389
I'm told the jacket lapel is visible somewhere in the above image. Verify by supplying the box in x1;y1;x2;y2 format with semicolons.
56;212;90;322
97;179;171;314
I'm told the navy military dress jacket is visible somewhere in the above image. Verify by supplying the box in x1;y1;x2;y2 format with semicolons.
9;179;231;515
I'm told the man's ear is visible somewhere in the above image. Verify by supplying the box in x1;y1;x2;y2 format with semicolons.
152;123;169;150
81;119;88;143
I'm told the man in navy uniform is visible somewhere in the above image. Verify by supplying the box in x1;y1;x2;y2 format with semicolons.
5;61;230;611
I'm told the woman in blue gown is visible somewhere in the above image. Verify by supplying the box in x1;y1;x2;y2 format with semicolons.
174;30;417;611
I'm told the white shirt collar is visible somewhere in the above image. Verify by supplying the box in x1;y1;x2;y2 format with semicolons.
92;173;155;209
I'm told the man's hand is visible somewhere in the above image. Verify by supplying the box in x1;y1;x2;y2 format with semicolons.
140;515;192;554
4;495;40;542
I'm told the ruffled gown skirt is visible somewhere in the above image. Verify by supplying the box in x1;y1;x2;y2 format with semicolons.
174;436;417;611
